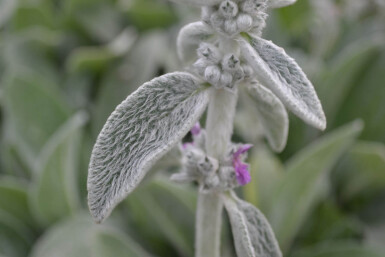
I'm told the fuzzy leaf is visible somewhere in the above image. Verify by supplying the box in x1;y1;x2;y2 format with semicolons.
88;72;209;223
177;21;214;64
223;193;282;257
247;81;289;152
269;0;297;8
168;0;222;6
239;34;326;130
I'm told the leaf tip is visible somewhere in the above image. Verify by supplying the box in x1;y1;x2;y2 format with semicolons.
317;113;327;131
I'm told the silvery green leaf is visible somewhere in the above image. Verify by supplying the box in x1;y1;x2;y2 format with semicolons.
88;72;209;223
223;193;282;257
168;0;222;6
177;22;214;64
269;0;297;8
246;81;289;152
239;34;326;130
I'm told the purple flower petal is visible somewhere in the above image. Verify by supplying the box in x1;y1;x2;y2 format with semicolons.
232;144;253;186
234;161;251;186
191;122;201;136
233;144;253;159
182;142;194;150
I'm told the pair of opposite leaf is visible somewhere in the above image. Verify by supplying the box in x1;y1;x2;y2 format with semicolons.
87;0;325;226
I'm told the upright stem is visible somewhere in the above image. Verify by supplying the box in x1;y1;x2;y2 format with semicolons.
195;88;238;257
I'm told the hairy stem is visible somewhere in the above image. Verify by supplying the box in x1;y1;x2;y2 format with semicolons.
195;191;223;257
195;88;238;257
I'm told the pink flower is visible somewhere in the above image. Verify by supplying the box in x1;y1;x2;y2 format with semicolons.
232;144;253;186
191;122;201;136
182;142;194;149
181;123;202;150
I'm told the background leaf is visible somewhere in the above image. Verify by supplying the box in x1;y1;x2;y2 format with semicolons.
0;177;38;230
29;214;153;257
290;242;384;257
266;121;363;252
2;72;71;165
29;112;87;226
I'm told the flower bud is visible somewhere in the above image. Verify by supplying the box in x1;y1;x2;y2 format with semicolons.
193;58;210;76
218;166;237;188
222;54;240;71
241;0;267;14
224;19;238;35
210;11;224;29
198;156;218;175
236;13;253;31
184;147;205;167
204;65;221;85
232;67;245;83
197;43;221;63
219;0;239;19
252;15;267;33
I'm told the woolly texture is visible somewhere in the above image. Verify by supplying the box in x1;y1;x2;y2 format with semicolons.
177;22;214;64
205;89;238;159
224;194;282;257
239;35;326;130
246;81;288;152
88;72;209;223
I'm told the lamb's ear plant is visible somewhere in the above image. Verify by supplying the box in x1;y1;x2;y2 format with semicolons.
87;0;326;256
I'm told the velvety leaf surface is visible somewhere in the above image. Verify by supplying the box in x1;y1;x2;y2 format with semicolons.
88;72;209;223
239;34;326;130
247;81;289;152
224;193;282;257
91;32;166;135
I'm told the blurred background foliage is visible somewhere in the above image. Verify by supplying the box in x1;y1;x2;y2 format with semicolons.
0;0;384;256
